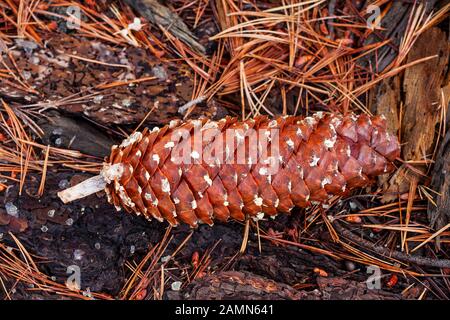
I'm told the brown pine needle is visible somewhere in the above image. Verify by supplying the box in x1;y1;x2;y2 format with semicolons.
64;53;132;69
240;219;250;253
96;76;157;89
37;144;50;197
412;223;450;254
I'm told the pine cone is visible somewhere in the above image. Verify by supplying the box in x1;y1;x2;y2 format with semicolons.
104;112;400;227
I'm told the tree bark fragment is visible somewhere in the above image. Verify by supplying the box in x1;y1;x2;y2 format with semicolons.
174;271;403;300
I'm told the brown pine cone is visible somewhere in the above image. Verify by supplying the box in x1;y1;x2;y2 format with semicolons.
104;112;400;227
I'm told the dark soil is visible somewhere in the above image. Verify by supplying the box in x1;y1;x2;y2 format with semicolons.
0;169;412;299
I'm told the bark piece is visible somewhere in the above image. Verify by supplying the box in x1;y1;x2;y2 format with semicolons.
177;271;306;300
401;27;448;161
371;77;401;192
428;109;450;248
381;27;449;203
124;0;205;54
39;113;114;157
102;112;400;227
315;277;402;300
372;77;400;135
362;1;437;72
175;271;403;300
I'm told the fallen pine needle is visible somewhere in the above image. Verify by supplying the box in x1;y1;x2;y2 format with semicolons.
411;223;450;253
38;145;50;197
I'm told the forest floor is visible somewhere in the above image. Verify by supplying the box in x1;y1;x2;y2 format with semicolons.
0;0;449;300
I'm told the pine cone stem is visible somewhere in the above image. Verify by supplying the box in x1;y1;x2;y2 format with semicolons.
57;163;123;203
58;112;400;228
58;174;106;204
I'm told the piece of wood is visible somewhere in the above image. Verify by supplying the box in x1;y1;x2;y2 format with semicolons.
361;1;438;72
173;271;303;300
374;27;447;201
124;0;205;54
428;106;450;249
39;112;114;157
380;27;448;203
171;271;403;300
401;27;448;161
373;77;400;135
372;77;401;190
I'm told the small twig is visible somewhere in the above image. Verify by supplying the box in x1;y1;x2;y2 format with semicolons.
332;219;450;269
